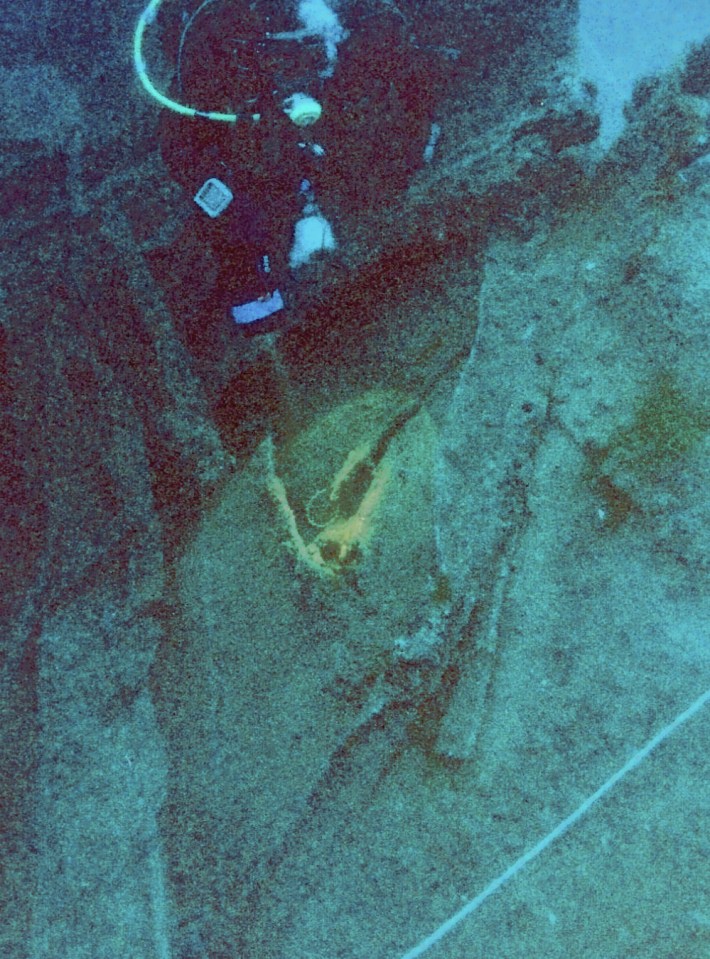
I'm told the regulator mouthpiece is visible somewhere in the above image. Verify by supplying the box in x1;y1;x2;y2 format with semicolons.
283;92;322;126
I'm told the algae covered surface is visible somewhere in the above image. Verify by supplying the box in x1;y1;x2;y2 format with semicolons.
156;154;709;959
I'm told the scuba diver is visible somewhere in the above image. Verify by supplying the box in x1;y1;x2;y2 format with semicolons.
135;0;444;339
134;0;345;329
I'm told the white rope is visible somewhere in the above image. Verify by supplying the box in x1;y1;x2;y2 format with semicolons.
399;685;710;959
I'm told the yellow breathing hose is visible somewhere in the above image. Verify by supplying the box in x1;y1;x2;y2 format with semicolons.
133;0;258;122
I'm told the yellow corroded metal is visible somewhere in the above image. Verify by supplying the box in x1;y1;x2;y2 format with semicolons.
265;435;391;577
312;459;391;567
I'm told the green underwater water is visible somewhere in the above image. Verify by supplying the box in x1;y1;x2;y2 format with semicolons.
1;1;709;957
